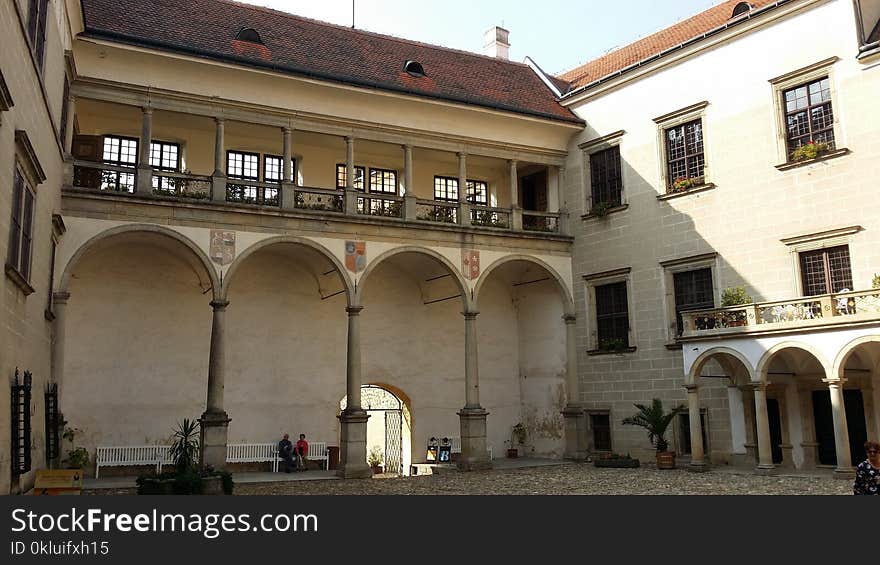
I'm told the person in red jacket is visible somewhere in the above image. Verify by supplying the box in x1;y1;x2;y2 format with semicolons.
295;434;309;471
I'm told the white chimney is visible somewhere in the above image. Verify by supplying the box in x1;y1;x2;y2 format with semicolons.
483;26;510;60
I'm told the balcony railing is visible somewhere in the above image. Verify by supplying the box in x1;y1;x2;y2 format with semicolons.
680;288;880;338
66;160;570;237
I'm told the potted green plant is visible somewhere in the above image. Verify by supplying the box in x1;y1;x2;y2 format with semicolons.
721;286;753;327
593;452;640;468
873;274;880;289
368;445;384;475
62;425;90;470
507;422;528;458
791;140;830;162
671;176;698;193
590;200;613;218
621;399;684;470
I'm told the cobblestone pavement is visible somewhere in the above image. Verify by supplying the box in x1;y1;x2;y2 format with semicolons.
236;463;851;495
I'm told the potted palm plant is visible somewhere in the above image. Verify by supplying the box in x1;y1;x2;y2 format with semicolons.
622;399;684;470
368;445;384;475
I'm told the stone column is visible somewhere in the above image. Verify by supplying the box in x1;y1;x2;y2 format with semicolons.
337;306;371;478
50;291;71;469
344;136;359;215
63;94;76;156
457;152;471;226
200;300;231;471
752;382;775;474
562;314;585;460
742;386;758;464
458;311;490;471
727;385;748;458
135;106;153;196
403;145;417;220
509;160;522;230
798;388;818;469
280;126;297;210
824;378;854;477
211;118;227;202
685;384;707;471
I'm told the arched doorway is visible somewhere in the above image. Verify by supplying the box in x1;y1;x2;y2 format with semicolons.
340;385;412;475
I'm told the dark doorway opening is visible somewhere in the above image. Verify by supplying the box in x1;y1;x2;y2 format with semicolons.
520;170;547;212
766;399;784;464
812;389;868;465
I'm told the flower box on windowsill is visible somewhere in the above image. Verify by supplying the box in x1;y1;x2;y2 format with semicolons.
581;203;628;220
657;182;716;201
775;147;850;171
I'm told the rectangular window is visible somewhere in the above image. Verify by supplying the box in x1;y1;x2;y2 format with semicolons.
467;180;488;205
59;77;70;148
7;168;36;282
434;176;459;202
27;0;50;71
665;119;704;189
101;135;138;193
595;281;629;350
336;164;365;190
673;268;714;336
369;168;398;194
264;155;295;184
799;246;853;296
590;146;622;206
150;141;181;193
227;151;262;204
783;77;835;159
590;413;612;452
11;370;33;476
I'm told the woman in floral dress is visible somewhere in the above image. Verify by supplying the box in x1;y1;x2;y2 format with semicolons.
853;441;880;495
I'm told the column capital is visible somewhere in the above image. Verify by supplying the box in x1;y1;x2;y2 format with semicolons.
563;314;577;325
749;381;769;392
210;300;230;311
822;378;847;387
403;143;413;151
684;383;699;393
463;311;480;320
508;159;518;166
345;135;356;143
141;105;153;115
53;291;71;305
282;126;293;135
214;116;225;125
346;306;364;316
457;151;468;158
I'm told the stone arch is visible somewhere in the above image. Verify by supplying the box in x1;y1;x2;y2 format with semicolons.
473;254;574;316
832;335;880;380
355;245;471;311
755;341;831;383
59;223;220;299
687;346;755;386
220;235;354;305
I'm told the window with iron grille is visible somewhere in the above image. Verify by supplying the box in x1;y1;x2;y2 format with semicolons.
7;167;36;283
45;383;59;464
590;413;612;452
101;135;138;193
11;369;33;476
336;164;365;190
595;281;629;349
799;246;852;296
665;119;704;190
150;141;181;193
434;176;459;202
783;77;835;159
369;168;398;194
590;146;622;206
27;0;50;71
466;180;488;205
673;268;714;336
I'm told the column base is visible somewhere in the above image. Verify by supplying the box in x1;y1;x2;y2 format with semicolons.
336;409;372;479
687;462;710;473
562;405;586;461
280;182;297;210
833;467;856;480
754;464;777;476
211;174;227;203
199;411;230;471
457;407;492;471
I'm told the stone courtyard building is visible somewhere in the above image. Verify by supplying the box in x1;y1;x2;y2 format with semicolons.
2;0;879;494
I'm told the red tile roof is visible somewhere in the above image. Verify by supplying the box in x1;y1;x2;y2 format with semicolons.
78;0;581;124
558;0;782;92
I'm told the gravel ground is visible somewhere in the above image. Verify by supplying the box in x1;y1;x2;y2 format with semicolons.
87;463;853;495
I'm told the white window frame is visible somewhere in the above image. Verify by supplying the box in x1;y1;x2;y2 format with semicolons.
659;252;720;345
579;130;625;213
583;267;636;353
780;225;862;297
653;101;711;195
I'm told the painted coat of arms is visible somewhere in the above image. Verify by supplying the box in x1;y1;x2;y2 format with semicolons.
210;230;236;266
462;249;480;280
345;241;366;273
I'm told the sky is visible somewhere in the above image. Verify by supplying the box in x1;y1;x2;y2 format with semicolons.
249;0;727;75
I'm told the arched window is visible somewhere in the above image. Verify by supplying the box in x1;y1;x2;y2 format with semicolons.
403;60;426;77
731;2;753;18
235;28;263;44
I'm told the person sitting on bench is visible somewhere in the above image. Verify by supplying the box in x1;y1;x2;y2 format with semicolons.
295;434;309;471
278;433;296;473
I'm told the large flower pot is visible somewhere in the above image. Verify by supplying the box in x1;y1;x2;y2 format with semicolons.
656;451;676;470
506;448;518;458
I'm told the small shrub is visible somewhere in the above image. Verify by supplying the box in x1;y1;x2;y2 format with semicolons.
590;200;613;217
721;286;753;307
791;140;830;161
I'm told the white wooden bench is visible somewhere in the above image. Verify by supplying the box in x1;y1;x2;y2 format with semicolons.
95;445;171;478
276;441;328;471
227;443;277;471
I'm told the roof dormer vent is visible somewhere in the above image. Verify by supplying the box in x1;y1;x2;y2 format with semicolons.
236;27;263;44
403;60;426;77
731;2;754;18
